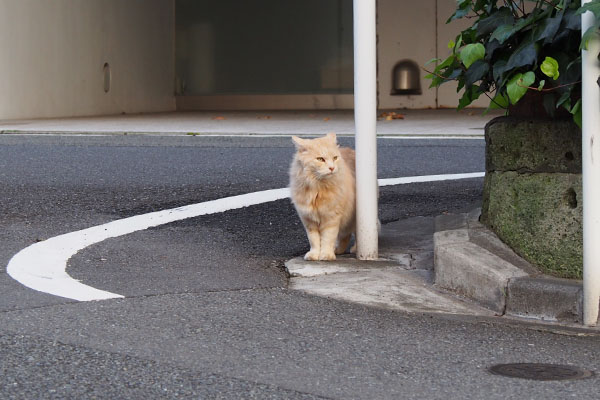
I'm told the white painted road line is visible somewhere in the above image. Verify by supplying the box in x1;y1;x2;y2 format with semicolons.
378;172;485;187
7;188;291;301
6;173;484;301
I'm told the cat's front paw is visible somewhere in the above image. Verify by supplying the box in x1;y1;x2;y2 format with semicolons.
304;250;320;261
318;251;336;261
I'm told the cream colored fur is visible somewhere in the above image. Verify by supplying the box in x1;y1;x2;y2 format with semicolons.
289;133;356;261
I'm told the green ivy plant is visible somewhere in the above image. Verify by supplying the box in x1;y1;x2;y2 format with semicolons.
426;0;600;127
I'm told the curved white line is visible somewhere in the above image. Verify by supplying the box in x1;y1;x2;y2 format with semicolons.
7;188;290;301
6;172;484;301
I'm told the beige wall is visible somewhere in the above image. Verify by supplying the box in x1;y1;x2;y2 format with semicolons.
377;0;437;109
0;0;175;120
377;0;488;109
0;0;489;118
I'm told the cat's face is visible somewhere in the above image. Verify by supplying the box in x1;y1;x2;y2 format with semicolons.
292;133;342;179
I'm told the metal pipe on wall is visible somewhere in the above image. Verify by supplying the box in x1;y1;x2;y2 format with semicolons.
581;0;600;326
353;0;379;260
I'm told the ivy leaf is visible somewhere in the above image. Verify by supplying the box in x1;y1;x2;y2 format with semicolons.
571;99;582;128
564;8;582;31
448;40;456;50
537;80;546;91
576;1;600;18
461;27;478;44
488;92;509;110
428;74;445;88
506;41;538;71
465;60;490;87
507;74;526;105
454;34;464;52
492;59;508;83
557;91;572;109
511;11;540;33
448;1;471;23
476;7;515;36
533;16;562;44
540;56;560;80
574;113;582;129
473;0;488;13
437;54;457;70
558;54;582;89
521;71;536;87
445;68;463;80
428;60;462;88
506;71;535;104
458;85;482;110
485;39;503;60
489;24;517;44
460;43;486;68
581;20;600;50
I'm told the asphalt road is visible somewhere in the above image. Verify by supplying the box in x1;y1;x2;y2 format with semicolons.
1;134;598;399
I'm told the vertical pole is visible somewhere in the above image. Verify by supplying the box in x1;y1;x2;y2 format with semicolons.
582;0;600;326
353;0;378;260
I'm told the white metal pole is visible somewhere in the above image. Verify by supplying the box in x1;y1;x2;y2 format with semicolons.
582;0;600;326
353;0;378;260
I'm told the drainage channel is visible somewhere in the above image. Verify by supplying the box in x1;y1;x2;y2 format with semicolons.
489;363;595;381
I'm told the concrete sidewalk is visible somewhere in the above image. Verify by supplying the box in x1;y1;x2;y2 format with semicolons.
286;212;599;333
0;109;501;137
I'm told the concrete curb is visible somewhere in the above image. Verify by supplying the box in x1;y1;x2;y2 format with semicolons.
434;209;585;323
285;217;497;317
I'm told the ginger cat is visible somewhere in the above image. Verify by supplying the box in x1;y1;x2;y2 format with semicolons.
289;133;356;261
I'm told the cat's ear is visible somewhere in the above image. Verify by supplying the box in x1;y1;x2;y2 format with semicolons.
292;136;308;150
326;132;337;143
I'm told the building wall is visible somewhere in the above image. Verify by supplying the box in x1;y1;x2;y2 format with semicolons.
0;0;175;120
377;0;488;109
377;0;437;109
0;0;489;119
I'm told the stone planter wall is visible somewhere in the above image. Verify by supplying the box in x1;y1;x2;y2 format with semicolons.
481;116;583;279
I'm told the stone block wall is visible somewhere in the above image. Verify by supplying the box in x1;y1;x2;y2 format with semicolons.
481;117;583;279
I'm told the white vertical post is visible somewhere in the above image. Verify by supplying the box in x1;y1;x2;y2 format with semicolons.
582;0;600;326
353;0;378;260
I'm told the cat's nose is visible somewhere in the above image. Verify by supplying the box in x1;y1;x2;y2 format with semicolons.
329;167;334;172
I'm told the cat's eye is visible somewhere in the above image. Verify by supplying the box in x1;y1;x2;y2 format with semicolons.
333;156;338;161
316;157;326;162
